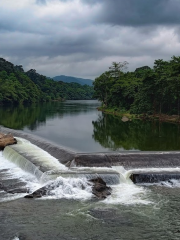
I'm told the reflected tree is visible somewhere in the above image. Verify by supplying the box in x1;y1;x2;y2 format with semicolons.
92;114;180;151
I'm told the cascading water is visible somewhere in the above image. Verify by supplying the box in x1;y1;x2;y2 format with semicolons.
3;146;44;181
125;167;180;184
10;137;67;171
2;136;180;205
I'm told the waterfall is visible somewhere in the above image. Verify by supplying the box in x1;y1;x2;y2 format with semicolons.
2;138;68;182
42;168;121;185
3;146;44;181
125;167;180;184
2;138;121;185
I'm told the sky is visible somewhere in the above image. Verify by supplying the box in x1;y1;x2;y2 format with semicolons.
0;0;180;79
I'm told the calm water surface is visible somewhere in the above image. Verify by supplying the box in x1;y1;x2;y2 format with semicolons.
1;100;180;152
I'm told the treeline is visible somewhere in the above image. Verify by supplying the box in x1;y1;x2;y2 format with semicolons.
0;58;94;104
93;56;180;115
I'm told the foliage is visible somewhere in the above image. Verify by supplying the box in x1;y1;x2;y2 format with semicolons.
0;58;94;104
93;56;180;115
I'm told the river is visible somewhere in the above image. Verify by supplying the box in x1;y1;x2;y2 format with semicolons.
0;100;180;240
1;100;180;151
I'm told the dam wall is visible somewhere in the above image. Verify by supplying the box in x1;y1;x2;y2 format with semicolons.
2;126;180;169
0;127;76;164
73;152;180;169
2;126;180;184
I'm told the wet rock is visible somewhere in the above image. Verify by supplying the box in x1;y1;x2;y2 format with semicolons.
24;177;112;200
90;177;112;199
24;186;50;198
24;180;64;198
0;133;17;150
6;188;29;194
0;181;29;194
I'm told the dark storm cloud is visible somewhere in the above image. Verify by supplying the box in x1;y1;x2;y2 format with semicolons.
81;0;180;26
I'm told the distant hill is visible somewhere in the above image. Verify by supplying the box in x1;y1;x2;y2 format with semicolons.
0;58;95;104
53;75;93;86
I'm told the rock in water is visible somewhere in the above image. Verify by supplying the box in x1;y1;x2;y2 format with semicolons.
121;116;129;122
24;177;112;200
90;177;112;199
0;133;17;150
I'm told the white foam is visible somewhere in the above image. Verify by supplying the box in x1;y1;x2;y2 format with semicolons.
103;183;152;205
42;177;92;200
0;152;41;202
101;166;153;205
141;179;180;188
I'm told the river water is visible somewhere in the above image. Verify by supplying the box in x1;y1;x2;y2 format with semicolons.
1;100;180;239
1;100;180;152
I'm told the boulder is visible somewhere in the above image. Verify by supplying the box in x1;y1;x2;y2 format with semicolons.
24;184;54;198
0;133;17;150
90;177;112;199
121;116;129;122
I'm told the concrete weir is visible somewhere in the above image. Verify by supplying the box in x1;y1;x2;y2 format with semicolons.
130;172;180;184
2;126;180;184
73;152;180;169
1;127;120;185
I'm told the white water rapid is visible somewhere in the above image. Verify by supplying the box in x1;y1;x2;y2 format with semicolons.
1;137;180;205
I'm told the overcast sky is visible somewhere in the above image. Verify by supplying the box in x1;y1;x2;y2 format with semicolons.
0;0;180;79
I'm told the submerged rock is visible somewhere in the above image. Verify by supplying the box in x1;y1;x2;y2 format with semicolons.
0;133;17;150
24;182;55;198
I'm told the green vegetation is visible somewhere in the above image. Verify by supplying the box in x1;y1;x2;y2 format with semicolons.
93;56;180;116
0;58;94;104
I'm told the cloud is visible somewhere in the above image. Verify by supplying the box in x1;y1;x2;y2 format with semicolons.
82;0;180;26
0;0;179;79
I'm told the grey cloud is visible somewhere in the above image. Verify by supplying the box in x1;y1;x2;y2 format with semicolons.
0;0;180;79
36;0;72;4
81;0;180;26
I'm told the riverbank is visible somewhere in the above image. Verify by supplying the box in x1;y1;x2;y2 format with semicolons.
98;107;180;124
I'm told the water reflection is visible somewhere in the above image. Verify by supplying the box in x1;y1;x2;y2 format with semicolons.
0;100;98;130
1;101;180;151
92;114;180;151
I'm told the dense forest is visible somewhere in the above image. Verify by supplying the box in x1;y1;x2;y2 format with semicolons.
0;58;94;104
93;56;180;115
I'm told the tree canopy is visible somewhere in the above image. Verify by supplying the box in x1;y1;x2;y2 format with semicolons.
93;56;180;115
0;58;94;104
